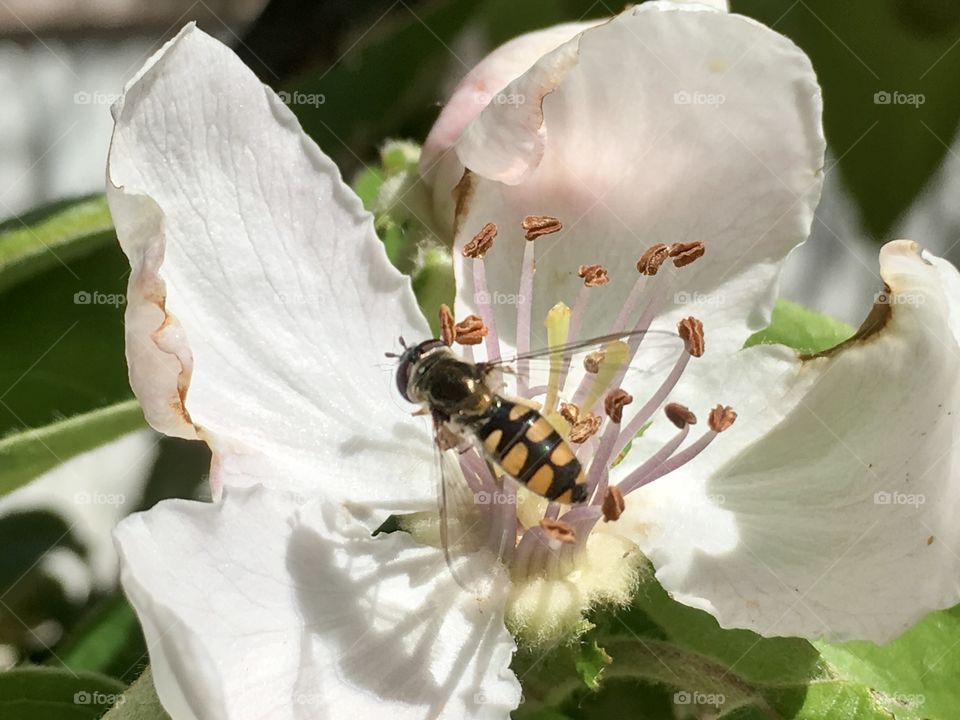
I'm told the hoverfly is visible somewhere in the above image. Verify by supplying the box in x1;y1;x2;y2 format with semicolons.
389;328;674;586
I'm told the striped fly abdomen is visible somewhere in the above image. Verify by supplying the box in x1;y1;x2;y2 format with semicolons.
470;397;588;504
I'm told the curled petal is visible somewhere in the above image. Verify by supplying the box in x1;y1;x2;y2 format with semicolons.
620;241;960;642
107;25;434;507
115;485;520;720
450;3;824;355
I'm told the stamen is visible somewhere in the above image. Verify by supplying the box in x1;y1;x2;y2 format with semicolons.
569;413;602;443
559;402;580;425
516;230;537;395
620;404;737;494
587;390;633;502
677;316;705;357
669;241;705;268
454;315;488;345
611;321;701;459
462;222;497;258
577;264;610;287
602;486;625;522
665;402;697;428
616;406;693;495
438;304;455;346
708;405;737;432
604;389;634;424
572;341;629;411
636;243;670;275
464;223;502;362
584;351;605;374
521;214;562;241
539;518;576;544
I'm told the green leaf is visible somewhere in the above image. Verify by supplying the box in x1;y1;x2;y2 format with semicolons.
745;299;854;356
0;400;146;497
103;668;170;720
584;573;945;719
0;242;133;435
575;641;612;691
56;596;148;684
816;605;960;720
0;666;125;720
0;195;114;294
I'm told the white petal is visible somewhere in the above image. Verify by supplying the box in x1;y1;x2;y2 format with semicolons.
421;20;599;229
107;25;435;505
115;485;520;720
619;241;960;642
450;3;823;355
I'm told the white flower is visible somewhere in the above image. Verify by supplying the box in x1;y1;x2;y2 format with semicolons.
107;5;960;720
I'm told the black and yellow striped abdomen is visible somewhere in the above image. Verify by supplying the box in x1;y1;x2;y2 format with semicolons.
468;397;588;504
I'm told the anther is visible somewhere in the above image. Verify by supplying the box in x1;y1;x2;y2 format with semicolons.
560;402;581;425
522;215;562;241
463;222;497;258
569;413;602;443
665;402;697;428
636;243;670;275
677;317;705;357
669;241;705;268
577;264;610;287
584;350;606;374
604;389;634;423
438;304;455;346
602;486;625;523
539;518;576;544
708;405;737;432
454;315;488;345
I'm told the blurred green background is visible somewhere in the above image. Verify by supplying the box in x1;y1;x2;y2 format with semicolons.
1;0;960;718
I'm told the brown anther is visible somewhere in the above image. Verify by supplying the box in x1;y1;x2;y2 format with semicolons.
569;413;602;443
636;243;670;275
584;350;606;374
604;389;634;423
438;304;455;346
677;317;705;358
522;215;562;241
463;222;497;258
708;405;737;433
577;264;610;287
669;241;705;268
664;402;697;429
559;402;581;425
602;486;625;523
539;518;576;544
453;315;488;346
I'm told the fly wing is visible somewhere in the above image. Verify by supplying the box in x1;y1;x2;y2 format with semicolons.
478;330;684;415
433;417;500;594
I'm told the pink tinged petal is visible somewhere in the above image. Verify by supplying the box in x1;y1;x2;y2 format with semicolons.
620;241;960;642
452;3;824;355
107;25;436;506
420;21;601;233
114;485;520;720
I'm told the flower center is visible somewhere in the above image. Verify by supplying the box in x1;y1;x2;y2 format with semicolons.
448;218;736;604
